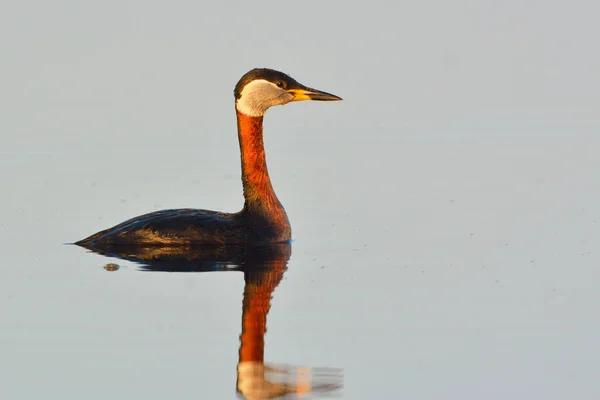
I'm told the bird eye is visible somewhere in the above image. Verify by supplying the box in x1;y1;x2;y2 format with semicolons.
276;81;285;88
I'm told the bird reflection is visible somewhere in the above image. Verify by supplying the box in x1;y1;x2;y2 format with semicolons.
78;243;343;399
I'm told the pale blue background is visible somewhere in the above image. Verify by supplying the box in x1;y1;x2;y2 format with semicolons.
1;1;599;399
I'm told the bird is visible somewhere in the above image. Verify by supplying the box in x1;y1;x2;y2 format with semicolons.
75;68;341;249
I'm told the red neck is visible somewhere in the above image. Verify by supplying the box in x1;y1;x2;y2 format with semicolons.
236;110;284;214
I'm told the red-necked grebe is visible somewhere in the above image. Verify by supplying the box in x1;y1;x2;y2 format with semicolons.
76;68;341;248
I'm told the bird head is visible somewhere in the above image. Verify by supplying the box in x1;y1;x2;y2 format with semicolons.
234;68;342;117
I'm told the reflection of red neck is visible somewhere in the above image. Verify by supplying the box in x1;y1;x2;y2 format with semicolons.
238;282;269;362
238;264;287;363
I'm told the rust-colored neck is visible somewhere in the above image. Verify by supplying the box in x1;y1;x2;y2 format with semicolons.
237;111;279;207
236;110;290;241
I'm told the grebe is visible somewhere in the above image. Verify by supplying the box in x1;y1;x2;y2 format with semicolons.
76;68;341;248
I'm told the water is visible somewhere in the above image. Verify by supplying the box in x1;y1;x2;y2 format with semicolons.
2;1;600;399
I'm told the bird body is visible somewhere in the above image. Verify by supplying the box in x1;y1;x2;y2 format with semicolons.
76;68;341;249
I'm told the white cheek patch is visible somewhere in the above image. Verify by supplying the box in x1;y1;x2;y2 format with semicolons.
236;79;293;117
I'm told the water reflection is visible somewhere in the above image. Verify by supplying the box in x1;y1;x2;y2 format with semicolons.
78;243;343;399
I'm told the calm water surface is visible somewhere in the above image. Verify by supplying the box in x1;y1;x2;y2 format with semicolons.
2;1;600;399
2;132;599;399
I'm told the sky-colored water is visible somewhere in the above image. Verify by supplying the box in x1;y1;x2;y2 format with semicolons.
2;1;600;399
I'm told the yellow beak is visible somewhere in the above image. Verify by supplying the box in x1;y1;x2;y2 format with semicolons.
287;87;342;102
